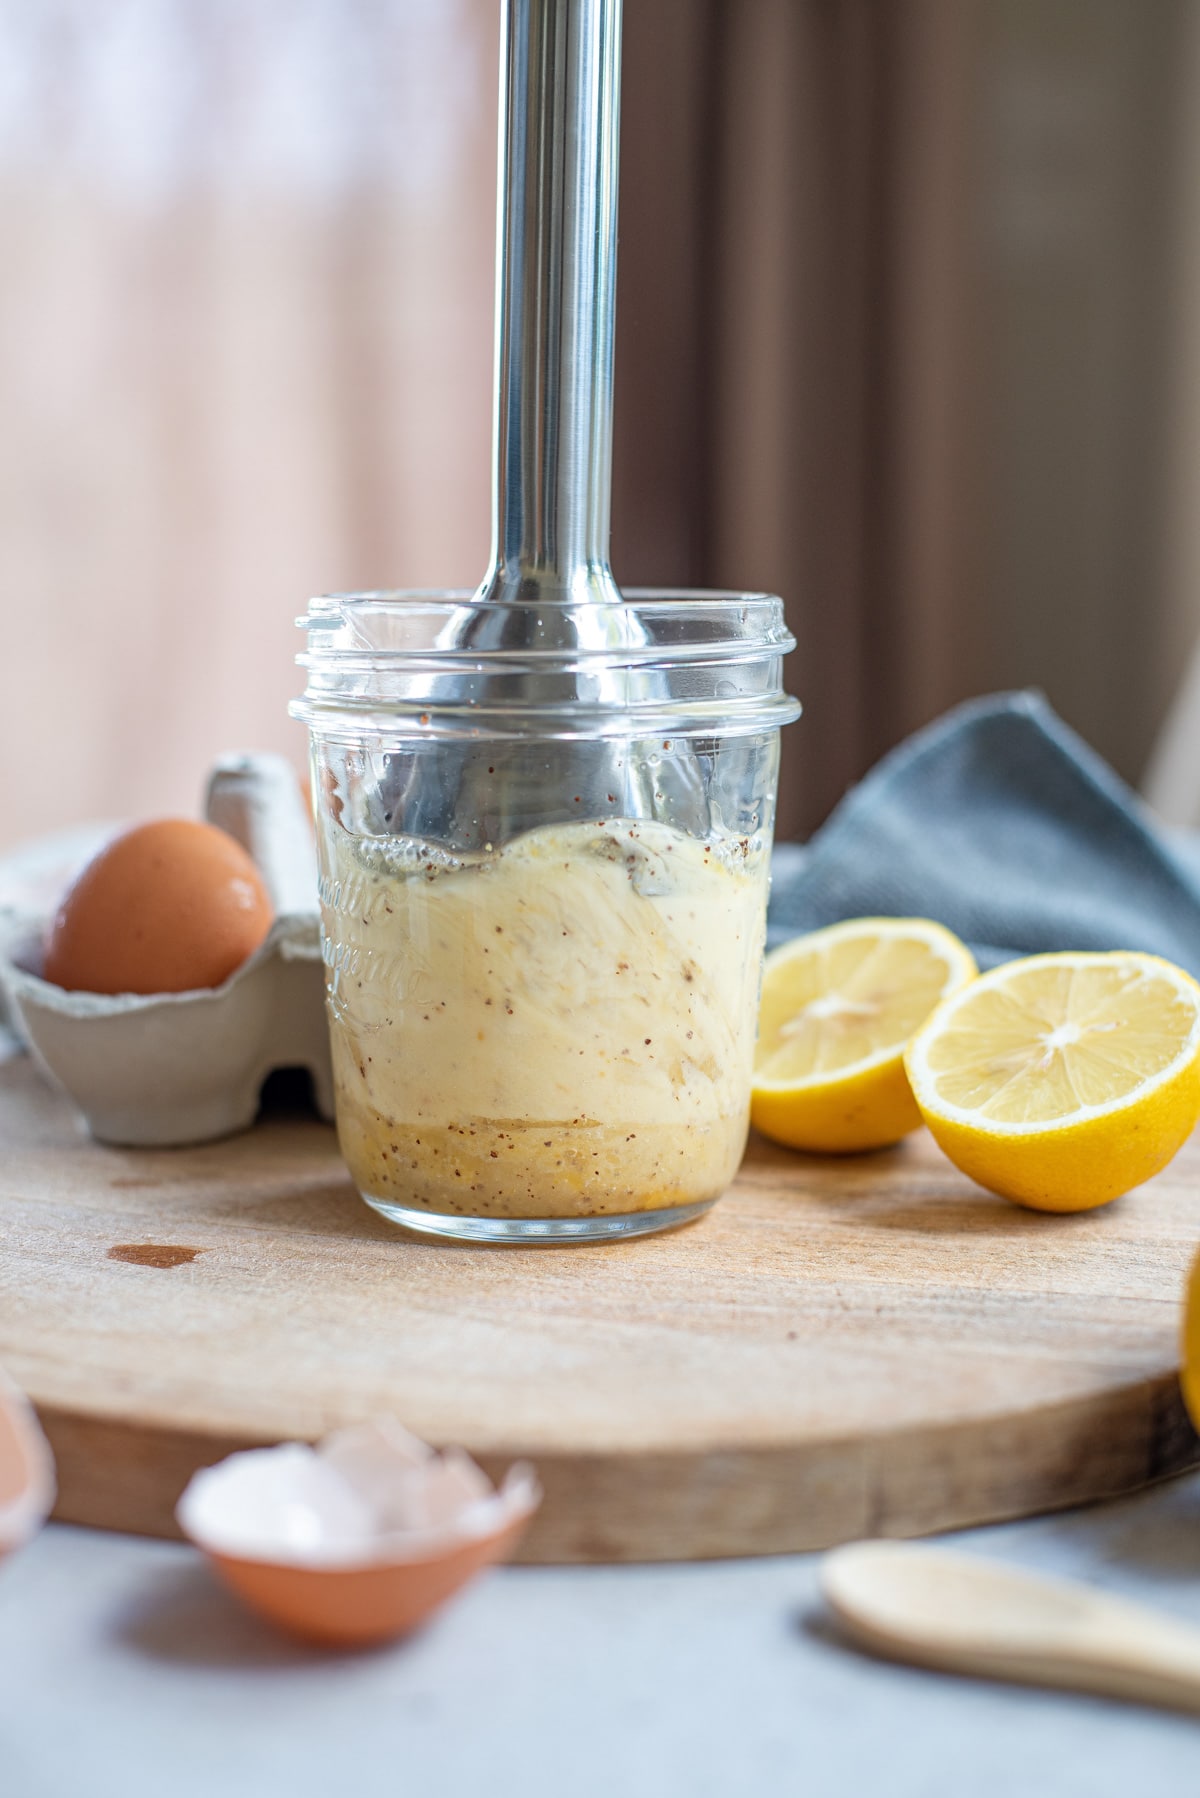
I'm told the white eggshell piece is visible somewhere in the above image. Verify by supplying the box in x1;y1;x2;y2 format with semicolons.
322;1422;495;1535
178;1446;377;1563
177;1421;541;1569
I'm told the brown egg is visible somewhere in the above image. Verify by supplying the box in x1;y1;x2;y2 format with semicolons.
43;819;274;995
0;1367;55;1560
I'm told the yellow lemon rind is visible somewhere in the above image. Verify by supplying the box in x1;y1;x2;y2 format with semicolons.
751;1056;921;1154
1181;1249;1200;1434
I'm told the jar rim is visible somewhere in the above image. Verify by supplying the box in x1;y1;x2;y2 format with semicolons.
293;588;801;740
297;588;793;644
304;585;785;607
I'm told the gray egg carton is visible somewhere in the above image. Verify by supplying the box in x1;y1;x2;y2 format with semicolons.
0;754;334;1147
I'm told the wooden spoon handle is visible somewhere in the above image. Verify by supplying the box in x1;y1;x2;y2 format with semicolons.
822;1541;1200;1714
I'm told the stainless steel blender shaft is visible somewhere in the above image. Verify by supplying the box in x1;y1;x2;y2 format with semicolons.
378;0;705;847
482;0;623;608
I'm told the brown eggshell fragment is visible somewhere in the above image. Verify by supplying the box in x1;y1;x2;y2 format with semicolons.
177;1422;540;1647
210;1513;532;1647
43;819;274;995
0;1368;56;1562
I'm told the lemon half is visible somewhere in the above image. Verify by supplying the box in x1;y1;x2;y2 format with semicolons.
1181;1249;1200;1433
905;950;1200;1211
751;917;977;1152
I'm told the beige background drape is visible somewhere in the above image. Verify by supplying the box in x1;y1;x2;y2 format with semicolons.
0;1;500;850
2;0;1198;850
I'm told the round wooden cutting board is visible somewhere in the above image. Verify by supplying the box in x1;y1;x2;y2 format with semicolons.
2;1054;1198;1562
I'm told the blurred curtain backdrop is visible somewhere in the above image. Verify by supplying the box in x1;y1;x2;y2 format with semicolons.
615;0;1194;839
1;0;1197;849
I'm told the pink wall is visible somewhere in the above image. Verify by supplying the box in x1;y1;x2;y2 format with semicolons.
0;1;498;850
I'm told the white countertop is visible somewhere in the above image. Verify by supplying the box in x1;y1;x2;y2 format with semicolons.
5;1476;1200;1797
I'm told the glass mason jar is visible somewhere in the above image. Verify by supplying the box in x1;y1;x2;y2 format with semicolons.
293;591;800;1243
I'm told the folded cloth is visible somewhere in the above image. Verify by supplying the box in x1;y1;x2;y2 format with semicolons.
767;690;1200;973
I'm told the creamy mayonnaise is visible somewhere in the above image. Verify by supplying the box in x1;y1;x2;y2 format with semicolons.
319;818;768;1219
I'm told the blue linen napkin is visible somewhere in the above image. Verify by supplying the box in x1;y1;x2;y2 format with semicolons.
767;690;1200;973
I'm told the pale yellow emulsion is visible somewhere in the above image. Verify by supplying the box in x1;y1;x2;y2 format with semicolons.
319;819;769;1218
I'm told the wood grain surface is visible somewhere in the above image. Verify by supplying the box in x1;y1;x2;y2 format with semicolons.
2;1056;1198;1562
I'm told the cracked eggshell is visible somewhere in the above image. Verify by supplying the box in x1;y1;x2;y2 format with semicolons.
177;1421;541;1647
0;754;333;1146
0;1368;55;1563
